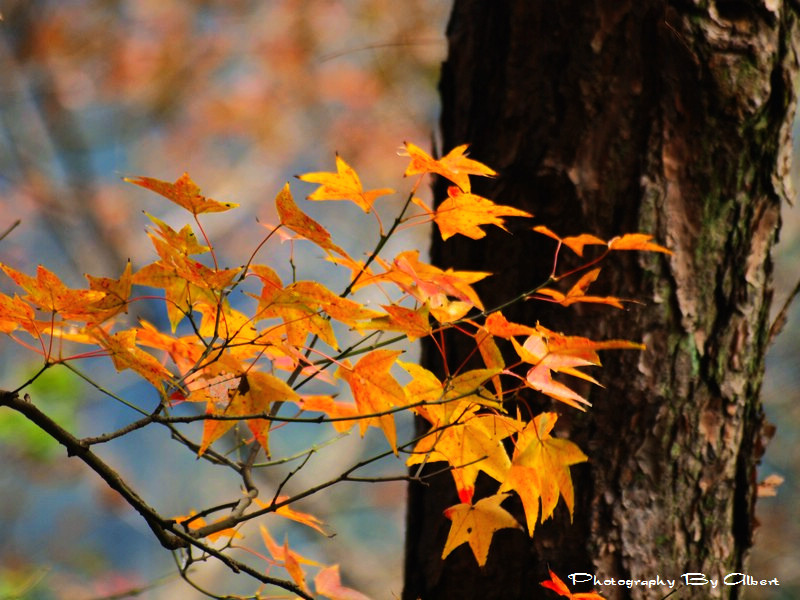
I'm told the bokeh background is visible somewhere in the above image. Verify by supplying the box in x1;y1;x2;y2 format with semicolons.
0;2;796;599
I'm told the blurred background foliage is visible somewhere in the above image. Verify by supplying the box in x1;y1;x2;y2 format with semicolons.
0;1;797;599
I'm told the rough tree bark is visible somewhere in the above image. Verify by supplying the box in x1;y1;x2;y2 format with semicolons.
404;2;799;599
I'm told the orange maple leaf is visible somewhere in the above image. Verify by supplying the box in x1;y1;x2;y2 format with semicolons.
357;304;432;341
260;525;323;567
533;225;606;257
93;328;174;388
253;278;381;349
259;526;320;597
125;172;238;215
441;493;522;566
84;260;133;323
135;319;205;376
534;268;626;309
608;233;672;254
402;142;496;192
435;186;532;240
296;394;360;433
274;183;348;257
0;292;37;335
484;310;537;339
254;496;328;535
379;249;489;322
1;263;106;321
132;261;197;332
533;226;671;256
473;327;504;397
144;212;210;255
298;154;394;213
541;569;607;600
336;349;405;453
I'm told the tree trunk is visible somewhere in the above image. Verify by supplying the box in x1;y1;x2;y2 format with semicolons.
403;2;799;599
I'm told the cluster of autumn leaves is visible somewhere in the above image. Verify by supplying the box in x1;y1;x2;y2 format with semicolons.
0;143;668;599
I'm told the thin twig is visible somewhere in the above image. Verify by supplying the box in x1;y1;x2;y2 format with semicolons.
768;275;800;343
0;218;21;242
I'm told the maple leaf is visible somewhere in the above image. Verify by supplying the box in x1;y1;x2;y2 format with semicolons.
125;172;238;215
382;249;489;322
608;233;672;254
133;222;240;332
399;363;506;424
93;328;174;388
473;327;504;397
254;496;327;535
533;225;606;257
143;223;240;294
336;349;405;453
135;320;205;376
402;142;496;192
275;183;348;256
441;493;521;566
499;463;542;537
484;310;537;339
534;268;626;309
541;569;607;600
296;394;360;433
260;526;320;596
298;154;394;213
195;302;259;349
132;261;195;331
533;226;671;256
435;186;532;241
1;263;106;321
0;292;37;336
500;412;588;529
253;278;380;349
357;303;432;341
260;526;323;567
198;371;299;456
315;564;371;600
512;325;644;410
144;212;209;255
407;392;515;503
397;361;445;423
84;260;133;323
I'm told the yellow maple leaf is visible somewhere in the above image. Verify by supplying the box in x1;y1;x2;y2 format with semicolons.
198;371;299;456
441;493;521;566
406;382;516;504
298;154;394;213
402;142;496;192
435;186;531;240
504;412;588;524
